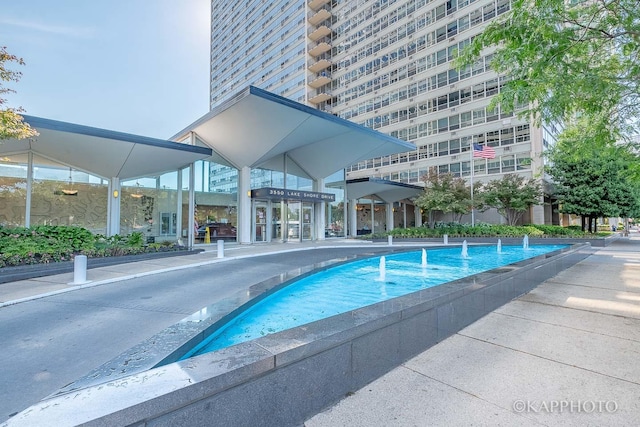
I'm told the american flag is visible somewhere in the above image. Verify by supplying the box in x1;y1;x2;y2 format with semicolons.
473;143;496;159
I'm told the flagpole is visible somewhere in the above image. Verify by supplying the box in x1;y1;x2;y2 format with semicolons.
470;145;475;227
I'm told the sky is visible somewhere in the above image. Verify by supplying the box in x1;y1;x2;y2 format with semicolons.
1;0;211;140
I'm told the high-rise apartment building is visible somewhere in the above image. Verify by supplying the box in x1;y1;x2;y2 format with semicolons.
209;0;556;225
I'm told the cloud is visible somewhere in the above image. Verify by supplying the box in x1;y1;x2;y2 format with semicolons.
0;18;94;38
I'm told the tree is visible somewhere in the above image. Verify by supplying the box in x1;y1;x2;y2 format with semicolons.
545;119;639;232
457;0;640;139
414;172;472;227
478;174;543;225
1;46;38;140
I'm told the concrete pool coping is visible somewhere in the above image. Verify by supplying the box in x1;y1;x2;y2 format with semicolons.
6;243;595;426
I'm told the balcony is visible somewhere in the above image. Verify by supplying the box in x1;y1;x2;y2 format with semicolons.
308;91;332;104
308;8;331;26
308;58;332;73
308;41;331;57
308;0;330;11
308;73;331;88
308;25;331;41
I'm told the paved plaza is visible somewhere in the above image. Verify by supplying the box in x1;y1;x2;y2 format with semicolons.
1;235;639;426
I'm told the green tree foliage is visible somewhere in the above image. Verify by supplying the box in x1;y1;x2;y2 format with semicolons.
546;120;640;232
458;0;640;138
1;46;38;140
478;174;543;225
414;172;472;226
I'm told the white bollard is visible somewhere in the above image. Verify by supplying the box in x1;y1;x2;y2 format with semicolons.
217;239;224;258
388;235;393;246
443;234;448;245
69;254;91;285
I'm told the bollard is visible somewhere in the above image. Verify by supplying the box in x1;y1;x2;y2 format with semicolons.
443;234;448;245
69;254;91;285
217;239;224;258
204;227;211;244
388;235;393;246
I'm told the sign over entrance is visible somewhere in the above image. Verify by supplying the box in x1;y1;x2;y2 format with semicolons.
251;187;336;203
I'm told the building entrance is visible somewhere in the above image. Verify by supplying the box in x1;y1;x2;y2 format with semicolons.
249;187;335;243
253;202;268;242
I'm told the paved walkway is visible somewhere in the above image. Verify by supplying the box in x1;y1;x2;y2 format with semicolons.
0;239;413;307
2;235;639;426
306;235;640;426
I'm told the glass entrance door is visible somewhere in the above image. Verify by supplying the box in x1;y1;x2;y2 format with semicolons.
302;203;313;240
286;202;301;240
253;202;268;242
272;203;282;242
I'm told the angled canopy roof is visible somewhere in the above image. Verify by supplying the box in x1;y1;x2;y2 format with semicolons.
171;86;416;180
347;177;423;203
1;116;212;180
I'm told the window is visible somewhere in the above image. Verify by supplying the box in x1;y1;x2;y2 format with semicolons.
483;4;496;21
448;68;459;83
447;22;458;37
447;0;458;15
161;212;177;235
516;124;531;142
438;71;448;87
470;8;483;26
437;95;448;110
487;159;501;174
501;127;514;145
487;130;500;146
449;114;460;130
472;108;485;125
438;140;449;156
502;155;515;172
460;111;472;127
486;106;499;122
460;87;472;104
450;138;461;153
438;117;449;133
449;91;460;107
458;15;470;32
485;78;499;96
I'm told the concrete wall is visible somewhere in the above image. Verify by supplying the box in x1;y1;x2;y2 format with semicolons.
6;244;594;427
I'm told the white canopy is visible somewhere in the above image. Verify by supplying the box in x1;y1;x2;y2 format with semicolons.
172;86;416;180
2;116;212;179
346;177;423;203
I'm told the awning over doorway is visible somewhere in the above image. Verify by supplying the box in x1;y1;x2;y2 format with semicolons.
2;116;212;179
171;86;416;179
346;177;423;203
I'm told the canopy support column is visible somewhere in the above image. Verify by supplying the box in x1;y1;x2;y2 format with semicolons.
414;205;422;227
107;177;121;236
314;178;326;240
349;199;357;238
25;151;33;227
386;203;394;232
238;166;252;244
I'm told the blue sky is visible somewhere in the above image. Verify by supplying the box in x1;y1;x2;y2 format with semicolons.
1;0;211;139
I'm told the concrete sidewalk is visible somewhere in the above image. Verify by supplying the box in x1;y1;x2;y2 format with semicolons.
306;236;640;426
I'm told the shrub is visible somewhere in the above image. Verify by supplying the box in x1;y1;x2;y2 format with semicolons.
0;226;185;268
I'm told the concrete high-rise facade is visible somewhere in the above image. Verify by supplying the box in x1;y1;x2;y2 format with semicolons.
209;0;556;225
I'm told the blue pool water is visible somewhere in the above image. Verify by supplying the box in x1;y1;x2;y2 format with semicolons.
181;244;566;358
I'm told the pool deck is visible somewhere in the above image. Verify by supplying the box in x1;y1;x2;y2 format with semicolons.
1;234;639;426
